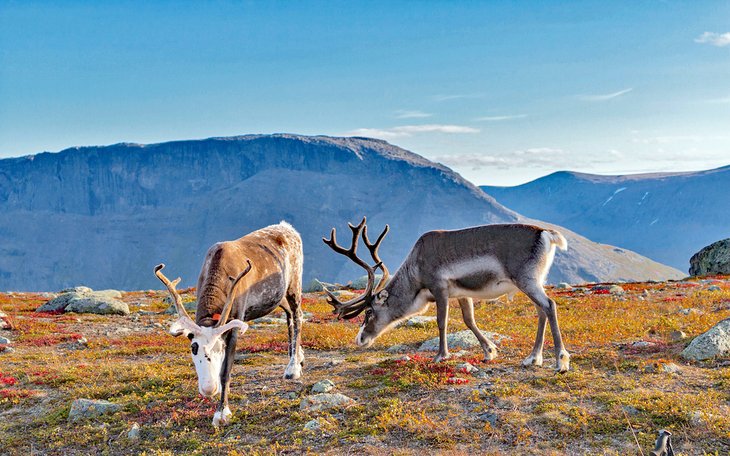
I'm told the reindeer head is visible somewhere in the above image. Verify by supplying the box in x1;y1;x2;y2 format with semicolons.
322;217;393;347
154;262;252;397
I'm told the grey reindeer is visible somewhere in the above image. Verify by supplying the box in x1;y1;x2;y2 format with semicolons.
321;217;571;372
155;221;304;426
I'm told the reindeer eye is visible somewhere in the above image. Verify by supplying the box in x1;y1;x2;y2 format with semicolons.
191;342;199;355
364;309;373;323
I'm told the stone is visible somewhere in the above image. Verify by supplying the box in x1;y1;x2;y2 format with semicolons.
670;330;687;342
386;344;411;353
400;316;437;328
163;300;197;315
662;363;682;374
303;419;322;430
419;330;508;352
0;336;11;345
300;393;355;412
391;355;411;362
311;379;335;394
455;362;479;374
476;412;498;426
555;282;572;290
38;288;129;315
681;317;730;361
678;308;702;316
350;274;384;290
127;422;141;440
632;341;656;348
0;346;15;353
707;285;721;292
689;238;730;276
252;316;287;325
68;399;121;422
609;285;625;294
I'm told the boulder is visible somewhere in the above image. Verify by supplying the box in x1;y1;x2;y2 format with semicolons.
681;318;730;361
37;288;128;315
386;344;411;353
400;316;437;328
689;239;730;276
419;330;508;352
311;379;335;394
300;393;355;412
68;399;121;422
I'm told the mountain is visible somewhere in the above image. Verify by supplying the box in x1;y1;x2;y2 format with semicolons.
481;166;730;273
0;134;683;291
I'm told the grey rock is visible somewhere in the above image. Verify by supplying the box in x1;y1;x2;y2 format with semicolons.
127;422;141;440
386;344;411;353
474;370;490;379
163;300;197;315
390;355;411;362
0;336;11;345
609;285;625;294
631;341;656;348
351;274;384;290
678;308;702;316
401;316;437;328
476;412;498;426
690;238;730;276
311;380;335;394
622;405;639;416
0;346;15;353
419;330;509;352
707;285;721;292
670;330;687;342
60;286;93;294
681;317;730;360
662;363;682;374
323;359;344;368
252;316;287;325
555;282;572;290
300;393;355;412
303;419;322;430
65;296;129;316
68;399;121;422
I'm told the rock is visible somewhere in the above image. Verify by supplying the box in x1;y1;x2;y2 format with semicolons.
386;344;411;353
68;399;121;422
0;346;15;353
681;317;730;361
0;318;10;330
38;288;129;315
474;370;490;379
622;405;639;416
662;363;682;374
476;412;498;426
311;380;335;394
632;341;656;348
65;296;129;316
303;418;322;430
707;285;721;291
689;238;730;276
163;300;197;315
0;336;11;345
401;316;437;328
391;355;411;362
300;393;355;412
419;330;508;352
609;285;625;294
644;362;681;374
670;330;687;342
323;359;344;368
678;308;702;316
455;362;479;374
350;274;384;290
688;411;710;427
127;422;141;440
555;282;572;290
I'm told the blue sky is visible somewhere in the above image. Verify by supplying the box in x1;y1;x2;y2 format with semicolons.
1;1;728;185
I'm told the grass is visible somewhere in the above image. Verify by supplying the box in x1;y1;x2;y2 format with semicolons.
0;277;729;454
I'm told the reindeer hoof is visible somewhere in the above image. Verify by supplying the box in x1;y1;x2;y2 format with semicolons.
284;362;302;380
521;354;543;367
212;406;232;427
432;352;450;363
556;350;570;373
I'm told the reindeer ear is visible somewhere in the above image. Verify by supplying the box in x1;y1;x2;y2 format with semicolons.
215;319;248;336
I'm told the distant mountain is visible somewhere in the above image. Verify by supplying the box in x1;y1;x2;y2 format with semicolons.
0;134;682;290
481;166;730;272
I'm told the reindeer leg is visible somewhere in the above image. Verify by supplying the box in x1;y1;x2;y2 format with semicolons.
520;283;570;372
458;297;498;361
213;327;239;426
283;292;304;379
433;289;450;363
280;299;294;360
522;304;547;367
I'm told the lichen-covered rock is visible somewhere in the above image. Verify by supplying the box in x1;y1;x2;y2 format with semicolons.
689;238;730;276
300;393;355;412
419;330;508;352
400;316;437;328
681;318;730;361
68;399;121;422
37;288;128;315
311;379;335;394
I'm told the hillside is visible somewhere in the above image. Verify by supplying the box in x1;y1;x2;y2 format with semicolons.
0;134;682;290
481;166;730;273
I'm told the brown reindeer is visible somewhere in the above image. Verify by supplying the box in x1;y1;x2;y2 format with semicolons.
155;221;304;426
322;217;571;372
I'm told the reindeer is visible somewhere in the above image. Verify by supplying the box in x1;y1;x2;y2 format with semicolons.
154;222;304;426
322;217;571;372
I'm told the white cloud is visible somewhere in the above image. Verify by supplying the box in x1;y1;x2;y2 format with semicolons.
707;96;730;104
434;148;623;171
695;31;730;47
394;110;432;119
474;114;528;122
578;88;633;101
347;124;480;139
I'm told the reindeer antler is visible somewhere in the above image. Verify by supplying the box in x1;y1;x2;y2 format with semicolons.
322;217;389;319
215;260;253;327
154;264;192;320
363;223;390;293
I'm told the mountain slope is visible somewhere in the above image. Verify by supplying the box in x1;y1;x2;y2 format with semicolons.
481;166;730;272
0;134;682;290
